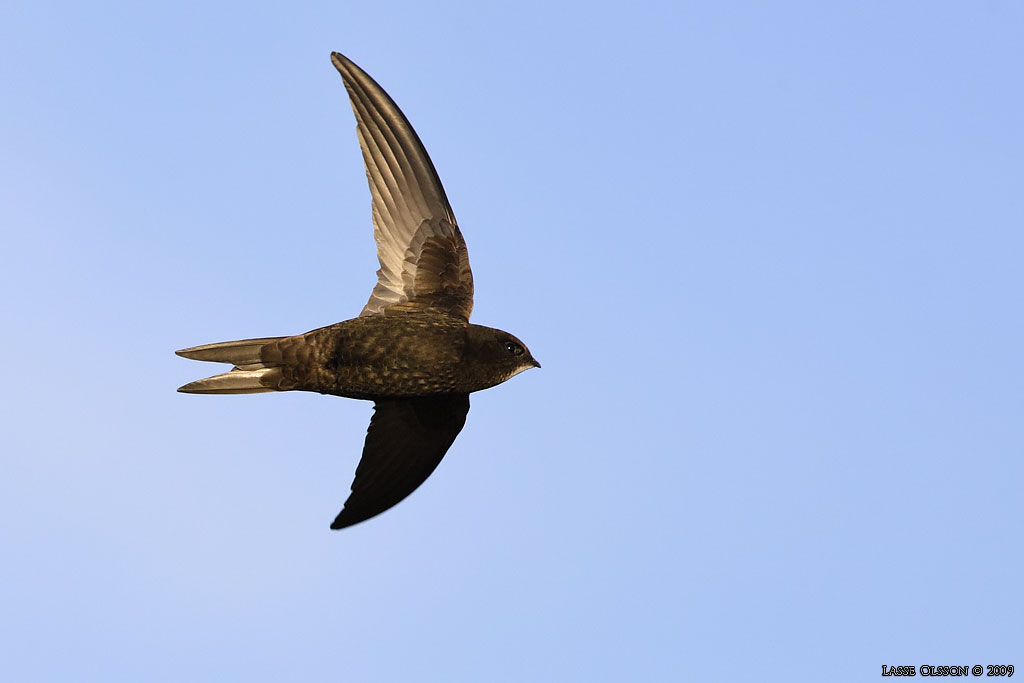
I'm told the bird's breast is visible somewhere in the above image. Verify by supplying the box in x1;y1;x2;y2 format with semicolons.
275;313;468;399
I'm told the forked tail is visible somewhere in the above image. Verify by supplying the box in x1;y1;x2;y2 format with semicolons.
176;337;287;394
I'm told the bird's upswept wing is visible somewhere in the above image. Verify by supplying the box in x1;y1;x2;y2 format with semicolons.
331;394;470;529
331;52;474;321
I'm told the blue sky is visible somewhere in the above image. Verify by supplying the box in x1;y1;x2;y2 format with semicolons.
2;1;1021;680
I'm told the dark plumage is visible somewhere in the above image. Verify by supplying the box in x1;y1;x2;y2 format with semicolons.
176;52;538;530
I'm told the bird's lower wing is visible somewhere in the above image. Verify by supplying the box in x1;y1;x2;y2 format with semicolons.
331;394;470;529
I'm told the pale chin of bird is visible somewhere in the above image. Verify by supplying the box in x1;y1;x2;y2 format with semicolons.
504;362;540;383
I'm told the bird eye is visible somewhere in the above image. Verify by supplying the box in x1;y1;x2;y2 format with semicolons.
504;341;523;355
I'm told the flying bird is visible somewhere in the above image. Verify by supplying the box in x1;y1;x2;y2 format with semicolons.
176;52;539;530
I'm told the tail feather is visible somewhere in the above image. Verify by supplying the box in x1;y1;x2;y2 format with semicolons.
176;336;288;394
175;337;283;365
178;368;283;394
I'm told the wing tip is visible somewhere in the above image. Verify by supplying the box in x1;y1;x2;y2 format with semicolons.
330;51;354;76
330;510;357;530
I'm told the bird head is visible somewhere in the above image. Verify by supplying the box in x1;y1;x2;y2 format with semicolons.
464;324;540;388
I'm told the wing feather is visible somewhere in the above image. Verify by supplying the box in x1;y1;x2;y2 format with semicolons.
331;52;474;320
331;395;470;529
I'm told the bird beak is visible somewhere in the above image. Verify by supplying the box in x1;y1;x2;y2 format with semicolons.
530;358;541;369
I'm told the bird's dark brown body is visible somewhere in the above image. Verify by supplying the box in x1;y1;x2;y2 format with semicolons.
259;312;532;400
175;52;538;530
